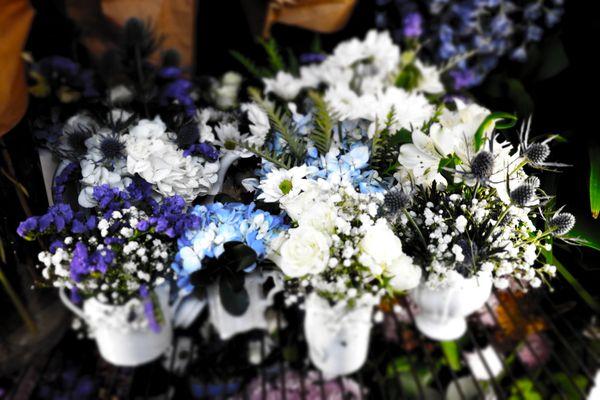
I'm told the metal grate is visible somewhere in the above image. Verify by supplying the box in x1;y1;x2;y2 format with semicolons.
4;276;598;399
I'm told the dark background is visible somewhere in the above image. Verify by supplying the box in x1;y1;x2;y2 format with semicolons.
2;0;599;340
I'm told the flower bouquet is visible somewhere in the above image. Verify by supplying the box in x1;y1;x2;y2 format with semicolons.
232;29;576;374
17;181;201;365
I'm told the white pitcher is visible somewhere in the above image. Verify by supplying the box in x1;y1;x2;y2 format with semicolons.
59;284;202;366
304;293;376;379
410;271;493;341
207;270;284;340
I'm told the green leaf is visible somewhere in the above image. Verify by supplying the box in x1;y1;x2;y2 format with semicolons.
218;274;250;316
440;341;461;371
220;242;258;273
474;112;518;151
543;250;600;313
590;146;600;218
307;91;333;155
535;36;569;82
241;143;293;170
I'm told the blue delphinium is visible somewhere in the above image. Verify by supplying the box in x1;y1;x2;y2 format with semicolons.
375;0;564;90
172;202;288;292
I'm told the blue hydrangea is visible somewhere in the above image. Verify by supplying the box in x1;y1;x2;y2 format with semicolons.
171;202;288;292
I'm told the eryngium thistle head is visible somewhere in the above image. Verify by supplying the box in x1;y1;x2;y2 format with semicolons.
525;176;541;188
162;49;181;67
526;143;550;164
123;18;157;58
471;151;494;180
177;124;199;148
99;135;125;159
382;188;411;216
510;184;535;207
549;213;575;236
65;127;93;156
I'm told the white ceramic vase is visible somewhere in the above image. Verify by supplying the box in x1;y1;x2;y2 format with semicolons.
59;284;178;366
207;270;284;340
410;271;493;341
38;148;59;206
304;293;376;379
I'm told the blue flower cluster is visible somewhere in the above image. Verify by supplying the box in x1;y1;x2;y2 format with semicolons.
375;0;564;89
30;56;98;101
172;202;288;292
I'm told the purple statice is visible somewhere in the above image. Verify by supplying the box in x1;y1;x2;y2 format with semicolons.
143;195;201;238
376;0;564;90
183;142;220;161
70;242;115;282
17;203;75;239
93;184;132;216
299;52;327;64
403;12;423;38
33;56;98;101
159;78;196;117
140;285;161;333
52;162;80;203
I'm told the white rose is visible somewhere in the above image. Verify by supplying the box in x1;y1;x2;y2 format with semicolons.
297;201;337;233
275;226;331;278
358;220;404;275
388;254;421;291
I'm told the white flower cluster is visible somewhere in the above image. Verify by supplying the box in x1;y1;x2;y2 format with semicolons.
126;117;219;201
267;178;421;303
262;30;443;131
393;188;556;290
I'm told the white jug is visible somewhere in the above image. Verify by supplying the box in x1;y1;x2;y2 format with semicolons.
410;271;493;341
207;270;283;340
304;293;376;379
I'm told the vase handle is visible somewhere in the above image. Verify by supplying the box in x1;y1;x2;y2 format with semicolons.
58;287;88;322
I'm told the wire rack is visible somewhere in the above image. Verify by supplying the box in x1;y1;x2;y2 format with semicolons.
4;274;599;400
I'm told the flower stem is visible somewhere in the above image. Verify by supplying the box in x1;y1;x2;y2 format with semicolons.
0;266;37;334
403;209;427;248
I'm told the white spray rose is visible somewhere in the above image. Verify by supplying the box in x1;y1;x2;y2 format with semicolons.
358;219;420;291
275;225;331;278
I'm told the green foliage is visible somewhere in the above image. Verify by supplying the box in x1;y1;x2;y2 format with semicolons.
248;87;306;163
370;109;412;177
474;112;518;151
590;146;600;218
440;341;461;371
258;37;286;72
395;63;422;91
550;373;588;400
241;143;294;170
508;379;543;400
307;91;333;156
230;50;270;78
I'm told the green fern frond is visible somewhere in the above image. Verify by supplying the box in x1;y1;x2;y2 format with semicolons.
308;91;333;156
258;38;286;72
230;51;269;78
370;107;411;177
240;143;293;170
248;87;306;162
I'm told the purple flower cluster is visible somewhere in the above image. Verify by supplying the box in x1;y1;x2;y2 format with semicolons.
70;242;115;282
137;195;201;238
33;56;99;100
92;179;157;217
17;203;74;239
375;0;564;89
158;66;197;117
183;142;220;161
53;162;80;204
139;285;161;333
